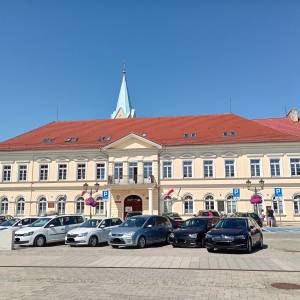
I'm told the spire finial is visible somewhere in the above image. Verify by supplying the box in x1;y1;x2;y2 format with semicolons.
122;63;126;74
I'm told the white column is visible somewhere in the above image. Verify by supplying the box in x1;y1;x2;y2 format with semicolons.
148;188;153;215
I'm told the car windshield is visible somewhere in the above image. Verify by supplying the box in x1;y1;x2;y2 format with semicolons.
181;219;208;228
215;219;246;229
120;217;148;228
80;219;102;228
30;218;51;227
0;218;19;227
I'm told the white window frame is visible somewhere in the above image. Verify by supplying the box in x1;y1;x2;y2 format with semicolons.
76;197;85;214
114;162;123;180
38;197;47;216
143;161;153;179
226;195;237;214
57;163;68;181
0;197;8;215
225;160;235;178
270;158;281;177
204;195;215;210
183;195;194;215
182;160;193;178
290;158;300;176
294;195;300;215
163;196;172;213
162;161;172;179
39;164;49;181
272;196;284;215
95;196;105;215
16;198;25;216
250;159;261;177
18;165;28;182
77;163;86;181
2;165;12;182
57;197;66;215
203;160;214;178
96;162;106;181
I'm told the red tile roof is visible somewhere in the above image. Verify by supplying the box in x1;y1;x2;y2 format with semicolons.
255;117;300;138
0;114;299;151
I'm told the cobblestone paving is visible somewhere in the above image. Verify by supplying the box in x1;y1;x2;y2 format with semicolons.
0;233;299;299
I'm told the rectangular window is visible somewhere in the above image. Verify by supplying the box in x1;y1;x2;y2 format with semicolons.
204;160;213;178
290;158;300;176
270;159;280;177
3;165;12;182
225;160;235;177
129;162;138;180
250;159;261;177
18;165;27;181
184;199;193;214
39;165;48;181
162;161;172;178
77;164;86;180
183;161;193;178
114;162;123;179
58;164;67;181
96;163;105;180
143;162;152;178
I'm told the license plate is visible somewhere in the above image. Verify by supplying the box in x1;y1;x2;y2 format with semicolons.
212;236;233;242
67;238;75;242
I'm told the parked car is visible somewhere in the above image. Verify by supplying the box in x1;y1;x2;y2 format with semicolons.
169;217;218;247
65;217;123;247
197;210;220;218
125;212;142;220
109;215;172;249
205;217;263;253
0;217;39;232
15;215;85;247
162;212;184;228
0;215;13;224
232;212;263;227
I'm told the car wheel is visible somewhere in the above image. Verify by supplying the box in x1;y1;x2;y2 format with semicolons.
88;236;98;247
34;235;46;247
111;245;119;249
207;248;214;253
246;238;252;253
137;236;146;249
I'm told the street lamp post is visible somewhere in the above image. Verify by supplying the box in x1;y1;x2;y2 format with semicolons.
82;182;100;218
246;179;265;213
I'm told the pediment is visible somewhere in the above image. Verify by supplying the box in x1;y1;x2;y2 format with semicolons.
200;152;217;158
74;156;89;162
36;157;52;163
55;156;70;162
221;152;238;158
103;133;162;150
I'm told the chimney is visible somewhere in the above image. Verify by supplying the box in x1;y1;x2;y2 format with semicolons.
287;108;299;122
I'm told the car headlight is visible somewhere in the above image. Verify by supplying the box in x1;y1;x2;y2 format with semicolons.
188;233;198;239
108;231;112;236
78;232;88;237
23;231;34;236
205;233;213;238
123;232;135;237
234;235;246;240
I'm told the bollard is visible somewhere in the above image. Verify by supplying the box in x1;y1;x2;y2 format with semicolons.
0;230;14;250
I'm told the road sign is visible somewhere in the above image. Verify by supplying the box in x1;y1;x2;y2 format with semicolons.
102;190;109;201
233;188;240;199
274;188;282;198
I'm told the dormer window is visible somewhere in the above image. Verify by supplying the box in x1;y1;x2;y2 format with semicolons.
42;138;55;144
223;131;237;137
64;137;79;143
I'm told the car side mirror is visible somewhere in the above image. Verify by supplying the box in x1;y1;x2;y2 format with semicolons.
147;224;153;228
49;224;54;228
18;223;22;226
100;224;105;228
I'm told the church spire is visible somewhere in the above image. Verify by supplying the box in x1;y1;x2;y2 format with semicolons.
111;65;136;119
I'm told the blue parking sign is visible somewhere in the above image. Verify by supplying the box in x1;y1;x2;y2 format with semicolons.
102;190;109;200
274;188;282;198
233;188;240;199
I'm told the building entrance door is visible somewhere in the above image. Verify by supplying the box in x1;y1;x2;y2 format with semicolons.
124;195;142;218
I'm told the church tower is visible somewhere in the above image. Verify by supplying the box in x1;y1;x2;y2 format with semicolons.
111;66;136;119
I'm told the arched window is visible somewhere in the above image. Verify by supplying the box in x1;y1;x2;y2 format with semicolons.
272;196;283;214
0;197;8;215
16;198;25;215
163;196;172;213
293;195;300;215
205;195;214;210
184;195;193;214
95;196;105;215
226;195;237;214
57;197;66;215
38;198;47;216
76;197;85;214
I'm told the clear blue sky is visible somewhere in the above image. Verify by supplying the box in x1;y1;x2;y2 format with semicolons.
0;0;300;141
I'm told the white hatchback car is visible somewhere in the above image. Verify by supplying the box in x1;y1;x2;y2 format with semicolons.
65;217;123;247
15;215;85;247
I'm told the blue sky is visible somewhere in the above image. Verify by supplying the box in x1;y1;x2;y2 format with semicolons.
0;0;300;141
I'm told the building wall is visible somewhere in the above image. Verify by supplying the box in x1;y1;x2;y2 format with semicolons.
0;137;300;223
